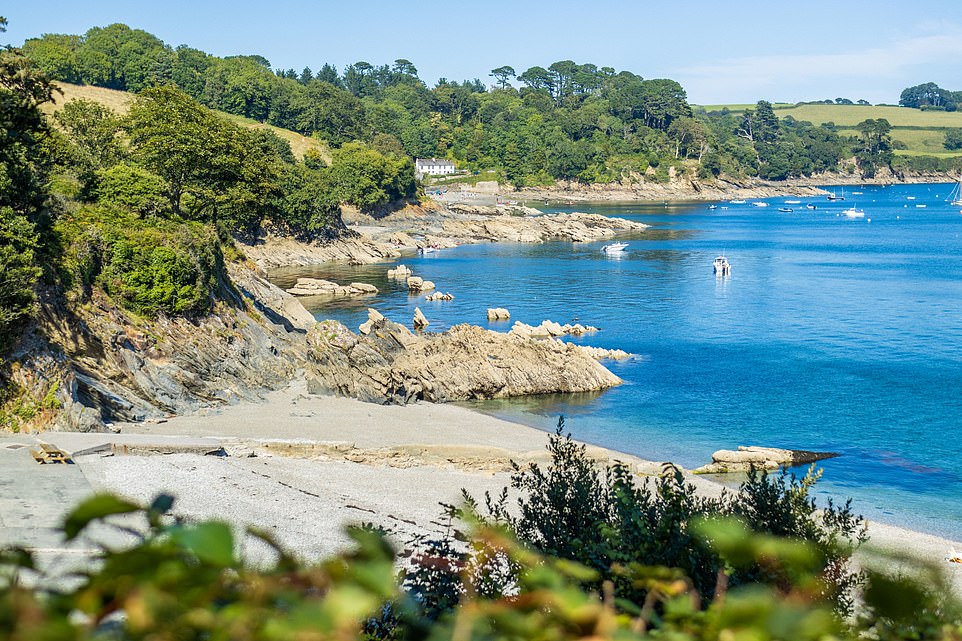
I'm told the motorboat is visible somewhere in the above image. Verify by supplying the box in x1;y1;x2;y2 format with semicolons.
601;242;628;253
778;207;793;213
713;255;731;275
729;199;746;204
842;207;865;218
784;200;801;204
806;204;817;210
752;201;769;207
708;204;717;210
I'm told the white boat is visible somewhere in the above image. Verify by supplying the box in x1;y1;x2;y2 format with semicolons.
916;204;926;208
419;246;440;254
946;176;962;206
713;255;731;275
729;199;746;204
778;207;793;213
827;187;845;201
842;207;865;218
806;204;817;210
601;242;628;253
784;200;801;204
752;201;769;207
708;204;717;210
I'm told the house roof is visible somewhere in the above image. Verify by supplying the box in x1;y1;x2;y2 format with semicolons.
415;158;455;166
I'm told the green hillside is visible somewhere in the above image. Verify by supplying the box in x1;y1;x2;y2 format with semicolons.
697;102;962;157
44;82;331;162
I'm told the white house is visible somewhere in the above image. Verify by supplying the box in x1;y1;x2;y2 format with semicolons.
415;158;456;177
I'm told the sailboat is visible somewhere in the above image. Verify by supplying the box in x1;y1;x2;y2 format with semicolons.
946;175;962;206
827;186;845;201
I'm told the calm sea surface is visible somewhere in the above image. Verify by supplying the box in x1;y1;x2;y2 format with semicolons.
271;183;962;540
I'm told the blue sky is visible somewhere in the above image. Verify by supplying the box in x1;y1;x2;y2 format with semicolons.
4;0;961;104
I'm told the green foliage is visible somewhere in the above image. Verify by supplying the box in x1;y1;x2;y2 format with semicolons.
944;128;962;151
1;442;961;640
0;46;54;350
325;142;417;211
95;163;170;216
1;493;398;640
54;98;125;196
474;419;866;615
0;209;41;349
56;206;221;317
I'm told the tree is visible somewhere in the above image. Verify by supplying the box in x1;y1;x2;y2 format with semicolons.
944;128;962;151
55;99;125;196
0;43;53;347
125;85;242;218
854;118;894;177
489;65;515;90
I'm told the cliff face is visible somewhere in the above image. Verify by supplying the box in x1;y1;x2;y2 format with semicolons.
3;264;310;432
306;317;622;404
2;261;624;432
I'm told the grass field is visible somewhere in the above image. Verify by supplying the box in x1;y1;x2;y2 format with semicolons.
44;83;330;161
697;102;962;156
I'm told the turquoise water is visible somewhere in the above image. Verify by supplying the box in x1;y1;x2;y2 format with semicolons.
275;184;962;540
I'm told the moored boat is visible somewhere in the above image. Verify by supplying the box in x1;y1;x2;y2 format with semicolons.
842;207;865;218
949;175;962;206
713;255;731;275
601;242;628;253
778;207;793;213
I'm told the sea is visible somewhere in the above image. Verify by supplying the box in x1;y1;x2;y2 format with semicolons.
269;183;962;541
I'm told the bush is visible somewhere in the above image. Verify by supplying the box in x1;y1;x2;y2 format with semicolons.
95;163;171;216
0;208;41;349
56;206;222;317
472;419;866;614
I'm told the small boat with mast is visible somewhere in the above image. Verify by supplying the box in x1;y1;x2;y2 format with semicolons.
947;175;962;206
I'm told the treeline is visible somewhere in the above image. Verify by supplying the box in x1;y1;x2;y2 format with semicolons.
1;35;416;343
22;23;892;186
899;81;962;111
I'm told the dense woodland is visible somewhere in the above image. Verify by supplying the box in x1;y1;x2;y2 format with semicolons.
22;23;936;186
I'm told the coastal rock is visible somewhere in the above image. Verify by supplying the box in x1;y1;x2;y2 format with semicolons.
578;345;632;361
509;320;599;338
407;277;436;293
388;264;412;278
240;233;399;270
413;307;429;330
358;308;385;335
287;278;378;297
487;308;511;321
693;446;839;474
306;318;622;404
425;292;454;301
440;211;646;244
10;263;309;432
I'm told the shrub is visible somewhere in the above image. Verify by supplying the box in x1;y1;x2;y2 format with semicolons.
95;163;171;216
0;208;41;349
471;419;867;615
57;206;222;317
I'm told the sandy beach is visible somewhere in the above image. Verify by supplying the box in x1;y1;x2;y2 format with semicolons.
4;377;957;592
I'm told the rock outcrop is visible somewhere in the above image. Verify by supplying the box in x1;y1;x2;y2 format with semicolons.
693;446;839;474
306;317;621;404
387;264;412;278
509;320;599;338
413;307;429;330
441;211;647;244
425;292;454;301
10;264;310;432
287;278;378;296
487;308;511;321
407;277;436;293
